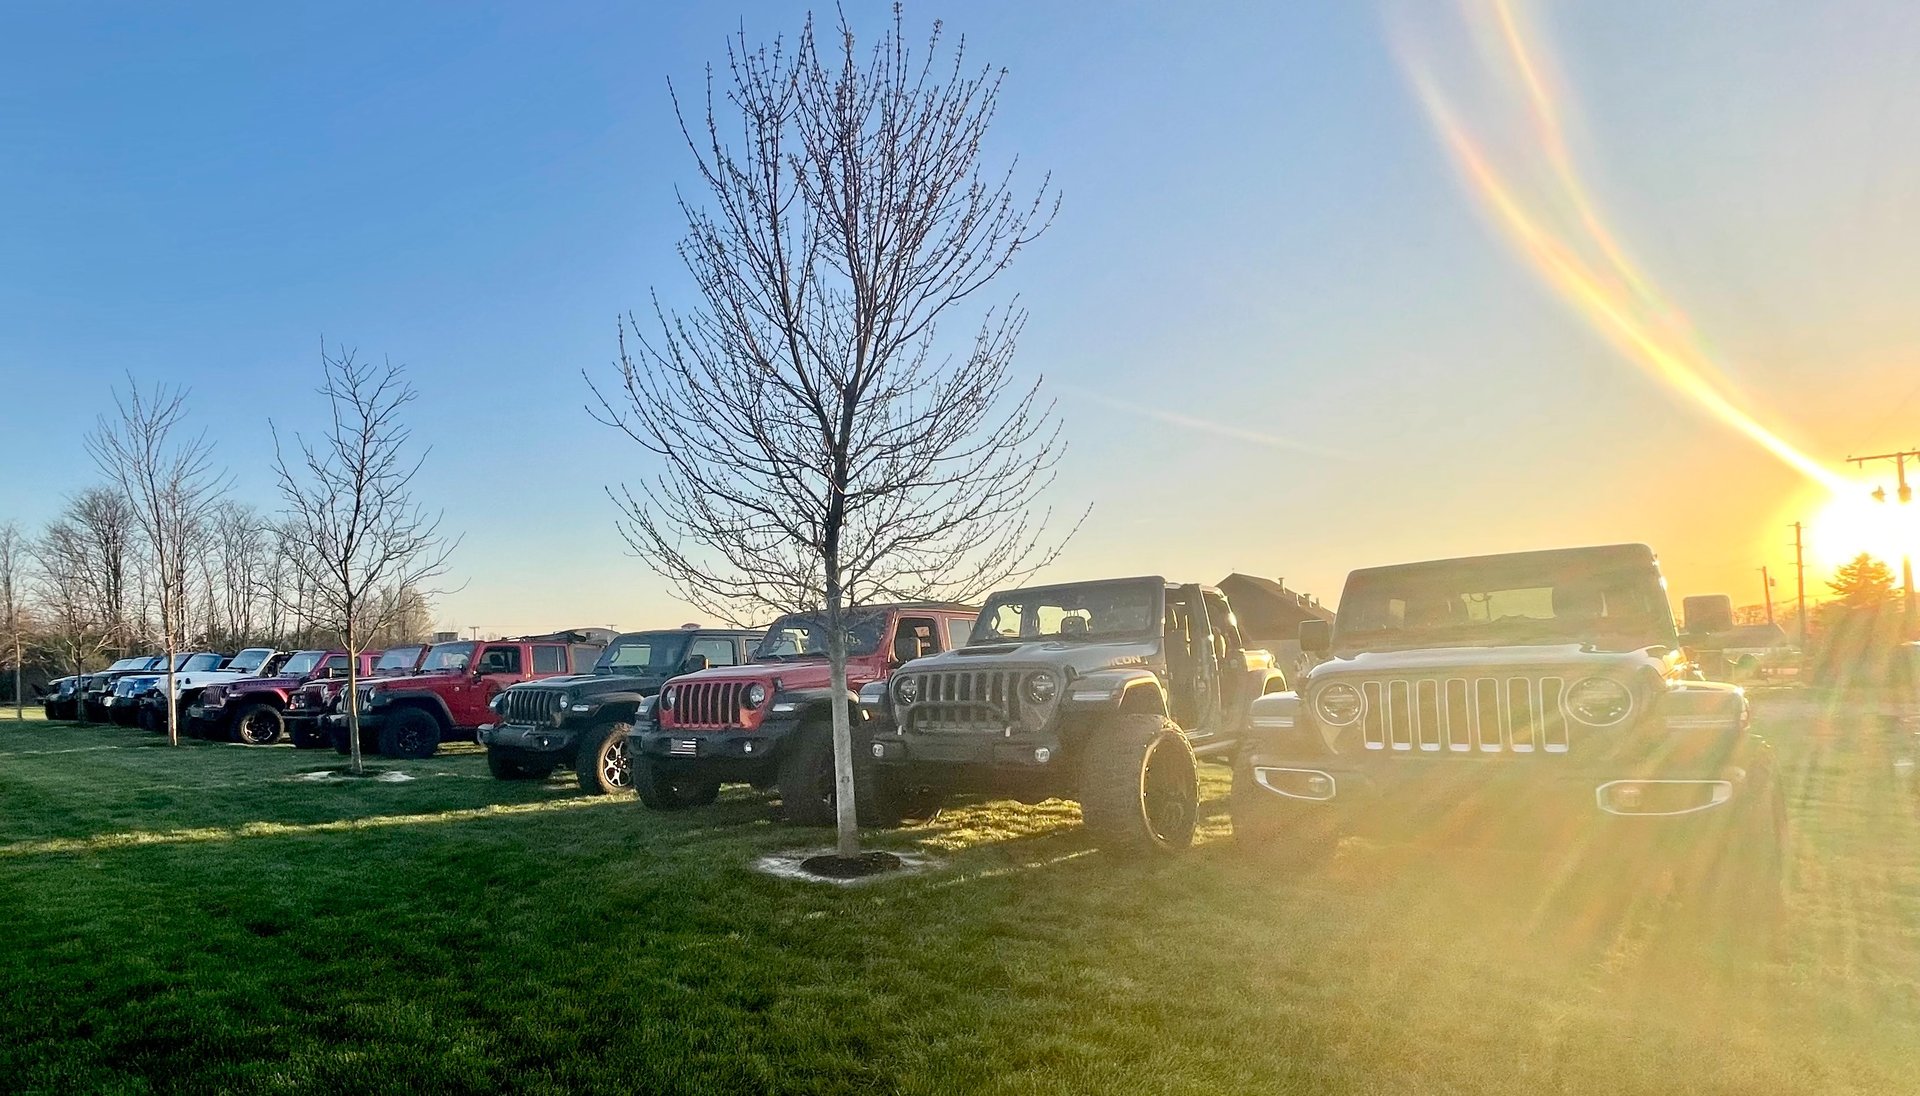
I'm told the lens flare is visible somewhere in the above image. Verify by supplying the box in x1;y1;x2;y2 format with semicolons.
1401;1;1846;493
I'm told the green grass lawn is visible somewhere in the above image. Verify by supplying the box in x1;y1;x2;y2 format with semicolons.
3;698;1918;1094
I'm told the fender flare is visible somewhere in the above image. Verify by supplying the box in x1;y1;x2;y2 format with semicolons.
583;690;653;726
1063;669;1167;716
770;685;864;727
379;692;457;733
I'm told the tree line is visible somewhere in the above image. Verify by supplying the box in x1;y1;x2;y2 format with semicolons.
1;345;453;743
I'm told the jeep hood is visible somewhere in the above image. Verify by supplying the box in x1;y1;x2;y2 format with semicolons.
905;639;1163;677
513;671;669;695
1307;644;1667;681
672;659;841;690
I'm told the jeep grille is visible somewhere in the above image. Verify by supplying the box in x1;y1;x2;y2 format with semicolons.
665;681;747;729
903;670;1025;733
502;688;562;727
1351;676;1569;754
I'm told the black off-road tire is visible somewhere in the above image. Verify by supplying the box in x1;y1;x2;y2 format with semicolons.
230;702;285;746
777;722;839;828
1229;756;1340;866
1078;713;1200;854
487;750;552;781
377;708;441;760
290;722;327;750
633;756;722;810
576;722;636;796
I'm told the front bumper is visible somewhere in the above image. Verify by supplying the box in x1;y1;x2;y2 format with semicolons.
478;721;582;761
1238;748;1758;835
630;718;800;778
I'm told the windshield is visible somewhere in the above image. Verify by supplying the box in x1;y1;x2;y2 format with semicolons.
419;642;475;672
174;653;221;672
971;579;1160;645
755;609;891;660
596;632;692;674
1335;554;1676;653
227;648;272;673
281;651;325;677
374;646;424;672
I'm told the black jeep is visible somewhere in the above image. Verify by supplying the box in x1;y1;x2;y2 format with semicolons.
862;576;1287;853
479;627;762;794
1234;544;1785;907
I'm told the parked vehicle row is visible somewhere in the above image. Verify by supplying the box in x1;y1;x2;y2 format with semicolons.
31;542;1782;902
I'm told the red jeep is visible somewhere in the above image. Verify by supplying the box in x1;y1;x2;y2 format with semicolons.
326;632;607;759
189;649;370;745
285;644;430;749
630;603;976;822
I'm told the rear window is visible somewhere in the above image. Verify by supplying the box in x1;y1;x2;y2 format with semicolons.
532;645;565;674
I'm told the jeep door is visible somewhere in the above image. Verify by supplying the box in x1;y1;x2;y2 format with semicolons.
1169;585;1225;745
463;644;526;725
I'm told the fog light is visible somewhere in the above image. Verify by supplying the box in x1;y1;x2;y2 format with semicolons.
1033;747;1051;764
1595;779;1732;816
742;741;755;754
871;742;885;759
1305;774;1332;797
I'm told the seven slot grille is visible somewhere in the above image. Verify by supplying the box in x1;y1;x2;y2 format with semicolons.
905;670;1025;733
666;681;748;729
502;688;562;726
1351;677;1570;754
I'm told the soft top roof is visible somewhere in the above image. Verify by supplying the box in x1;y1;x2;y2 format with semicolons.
1344;544;1658;582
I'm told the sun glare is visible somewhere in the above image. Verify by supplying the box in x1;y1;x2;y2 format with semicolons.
1809;483;1920;570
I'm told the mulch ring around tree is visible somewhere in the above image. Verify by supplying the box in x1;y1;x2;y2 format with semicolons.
755;847;937;885
290;768;416;783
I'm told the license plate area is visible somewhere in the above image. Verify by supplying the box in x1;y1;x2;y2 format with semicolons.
669;738;699;757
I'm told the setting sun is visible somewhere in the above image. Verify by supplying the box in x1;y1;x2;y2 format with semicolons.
1809;481;1920;570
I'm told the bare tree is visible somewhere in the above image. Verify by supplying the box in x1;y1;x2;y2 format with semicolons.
589;8;1072;859
0;522;28;718
30;517;115;679
272;344;455;775
68;487;136;654
86;380;228;745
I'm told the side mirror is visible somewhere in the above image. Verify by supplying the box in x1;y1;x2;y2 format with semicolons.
678;654;710;675
1299;619;1331;656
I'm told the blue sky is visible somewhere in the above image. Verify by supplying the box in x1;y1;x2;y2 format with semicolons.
4;1;1918;633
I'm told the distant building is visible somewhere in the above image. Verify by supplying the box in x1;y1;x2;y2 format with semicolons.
1218;573;1336;683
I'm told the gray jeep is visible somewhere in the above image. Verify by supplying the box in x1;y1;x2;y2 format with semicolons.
1235;544;1785;904
862;576;1287;852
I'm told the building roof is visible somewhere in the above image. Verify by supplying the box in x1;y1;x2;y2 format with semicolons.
1218;573;1335;640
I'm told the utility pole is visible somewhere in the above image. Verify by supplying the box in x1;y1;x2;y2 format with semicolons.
1790;521;1807;648
1759;565;1775;624
1846;448;1919;640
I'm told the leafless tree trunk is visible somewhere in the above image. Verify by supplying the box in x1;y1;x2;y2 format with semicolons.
272;343;456;775
86;379;228;746
0;522;27;719
589;8;1074;859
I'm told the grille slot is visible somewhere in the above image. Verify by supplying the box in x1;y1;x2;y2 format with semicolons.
908;670;1024;733
1349;676;1568;754
503;688;560;726
667;681;746;729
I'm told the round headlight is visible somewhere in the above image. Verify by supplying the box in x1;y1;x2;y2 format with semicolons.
1026;671;1058;704
661;686;676;711
1316;682;1363;726
552;692;569;711
489;693;505;713
895;675;920;704
1565;677;1632;726
744;683;768;708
